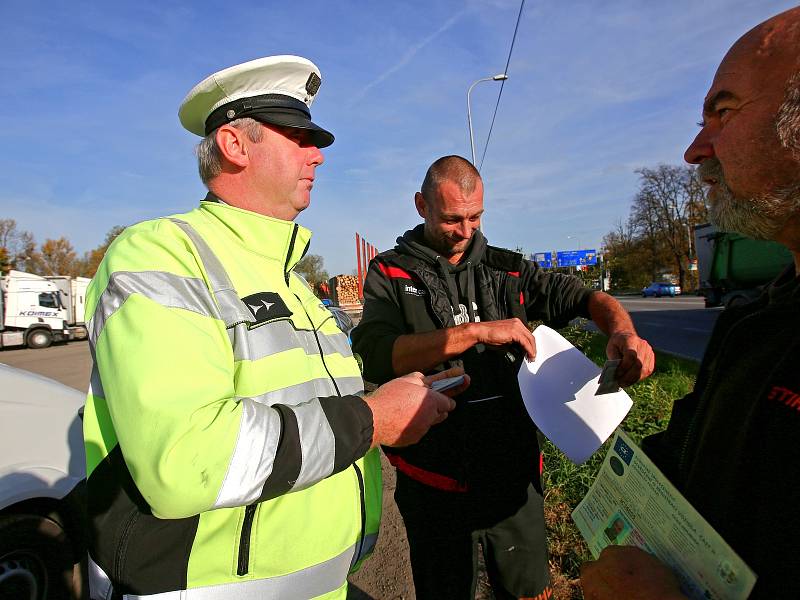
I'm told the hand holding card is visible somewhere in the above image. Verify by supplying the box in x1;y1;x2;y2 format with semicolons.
431;375;466;393
595;359;621;396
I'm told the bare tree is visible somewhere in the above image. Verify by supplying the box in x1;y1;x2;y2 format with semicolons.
630;165;709;290
0;219;39;272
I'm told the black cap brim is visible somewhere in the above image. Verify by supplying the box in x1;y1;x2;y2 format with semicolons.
204;94;334;148
250;111;334;148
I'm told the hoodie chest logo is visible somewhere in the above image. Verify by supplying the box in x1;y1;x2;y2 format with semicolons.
402;283;426;297
242;292;293;324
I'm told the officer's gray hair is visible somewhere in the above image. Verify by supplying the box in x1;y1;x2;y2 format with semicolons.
777;69;800;159
195;118;264;186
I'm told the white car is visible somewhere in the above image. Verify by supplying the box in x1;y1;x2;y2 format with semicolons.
0;363;86;599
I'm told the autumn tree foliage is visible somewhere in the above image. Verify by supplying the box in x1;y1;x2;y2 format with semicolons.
295;253;329;288
0;220;125;277
79;225;126;277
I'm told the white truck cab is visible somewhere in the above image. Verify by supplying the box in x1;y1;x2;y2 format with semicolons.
45;276;91;340
0;270;72;349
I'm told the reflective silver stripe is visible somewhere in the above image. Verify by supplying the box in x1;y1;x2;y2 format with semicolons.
89;271;220;344
235;376;363;407
334;376;364;397
121;542;356;599
349;532;379;569
88;555;114;600
167;218;253;328
235;320;315;361
239;378;338;407
232;320;353;362
318;330;353;358
89;365;104;400
213;399;283;509
291;398;335;490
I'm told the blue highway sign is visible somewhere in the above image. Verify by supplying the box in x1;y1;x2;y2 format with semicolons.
532;249;598;268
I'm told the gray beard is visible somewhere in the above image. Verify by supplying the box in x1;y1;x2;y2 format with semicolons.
697;158;800;240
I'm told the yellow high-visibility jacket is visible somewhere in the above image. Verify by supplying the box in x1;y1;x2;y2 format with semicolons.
83;200;381;599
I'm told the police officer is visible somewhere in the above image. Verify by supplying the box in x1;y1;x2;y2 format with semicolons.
83;55;464;600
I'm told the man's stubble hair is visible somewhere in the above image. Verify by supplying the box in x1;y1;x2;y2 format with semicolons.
420;155;481;206
701;69;800;239
195;117;264;186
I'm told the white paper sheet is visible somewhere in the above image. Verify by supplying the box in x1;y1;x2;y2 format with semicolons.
518;325;632;464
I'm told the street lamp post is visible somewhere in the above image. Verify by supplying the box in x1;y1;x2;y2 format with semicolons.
467;73;508;167
566;235;582;250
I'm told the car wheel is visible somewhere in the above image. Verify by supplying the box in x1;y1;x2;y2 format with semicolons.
0;513;76;600
642;293;647;297
26;329;52;350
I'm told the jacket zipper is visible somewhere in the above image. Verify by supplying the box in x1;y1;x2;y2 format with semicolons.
411;267;446;328
295;295;341;396
353;463;367;566
237;503;258;576
115;508;139;583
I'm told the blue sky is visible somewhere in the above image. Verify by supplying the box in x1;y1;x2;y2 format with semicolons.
1;0;796;275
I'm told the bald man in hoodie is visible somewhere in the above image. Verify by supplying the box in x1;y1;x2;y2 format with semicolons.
353;155;654;599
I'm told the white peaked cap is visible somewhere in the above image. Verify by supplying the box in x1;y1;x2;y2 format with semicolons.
178;55;333;147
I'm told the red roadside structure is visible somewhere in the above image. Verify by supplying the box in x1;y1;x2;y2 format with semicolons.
355;233;378;301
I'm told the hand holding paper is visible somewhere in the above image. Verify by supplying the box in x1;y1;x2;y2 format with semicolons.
517;325;632;464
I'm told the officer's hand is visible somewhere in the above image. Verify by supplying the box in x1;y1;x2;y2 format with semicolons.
470;318;536;361
606;332;655;387
580;545;687;600
423;366;471;397
365;372;456;448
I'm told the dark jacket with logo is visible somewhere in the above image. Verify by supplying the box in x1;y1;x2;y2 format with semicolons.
352;226;593;496
644;266;800;600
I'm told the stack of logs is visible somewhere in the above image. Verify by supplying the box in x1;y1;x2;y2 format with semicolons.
328;275;361;308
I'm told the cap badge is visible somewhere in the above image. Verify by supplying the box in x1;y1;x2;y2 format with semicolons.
226;109;236;119
305;72;321;96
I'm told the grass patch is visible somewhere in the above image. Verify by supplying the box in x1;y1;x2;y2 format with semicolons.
541;323;698;599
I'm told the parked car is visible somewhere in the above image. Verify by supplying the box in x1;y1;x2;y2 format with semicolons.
326;305;355;342
641;282;681;297
0;363;87;599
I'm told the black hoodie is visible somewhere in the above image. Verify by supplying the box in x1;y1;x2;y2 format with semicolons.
642;266;800;600
353;225;593;497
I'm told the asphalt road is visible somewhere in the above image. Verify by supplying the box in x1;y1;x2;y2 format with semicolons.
588;295;722;361
1;339;92;391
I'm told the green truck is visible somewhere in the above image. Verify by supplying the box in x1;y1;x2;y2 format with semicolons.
694;223;794;308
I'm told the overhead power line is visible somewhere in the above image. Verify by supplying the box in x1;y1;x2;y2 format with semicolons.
479;0;526;171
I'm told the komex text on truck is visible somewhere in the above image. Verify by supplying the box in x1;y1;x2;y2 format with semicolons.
0;270;84;349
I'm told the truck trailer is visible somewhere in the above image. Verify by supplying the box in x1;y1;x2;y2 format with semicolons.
0;270;72;349
694;223;794;308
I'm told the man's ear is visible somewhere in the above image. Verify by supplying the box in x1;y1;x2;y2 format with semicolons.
414;192;427;219
215;125;250;169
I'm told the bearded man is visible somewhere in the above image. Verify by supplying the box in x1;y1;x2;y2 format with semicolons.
581;7;800;600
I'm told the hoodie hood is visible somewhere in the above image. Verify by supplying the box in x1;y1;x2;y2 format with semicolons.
395;224;487;324
395;224;487;270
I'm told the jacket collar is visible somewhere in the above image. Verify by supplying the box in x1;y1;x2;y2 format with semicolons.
198;194;310;272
